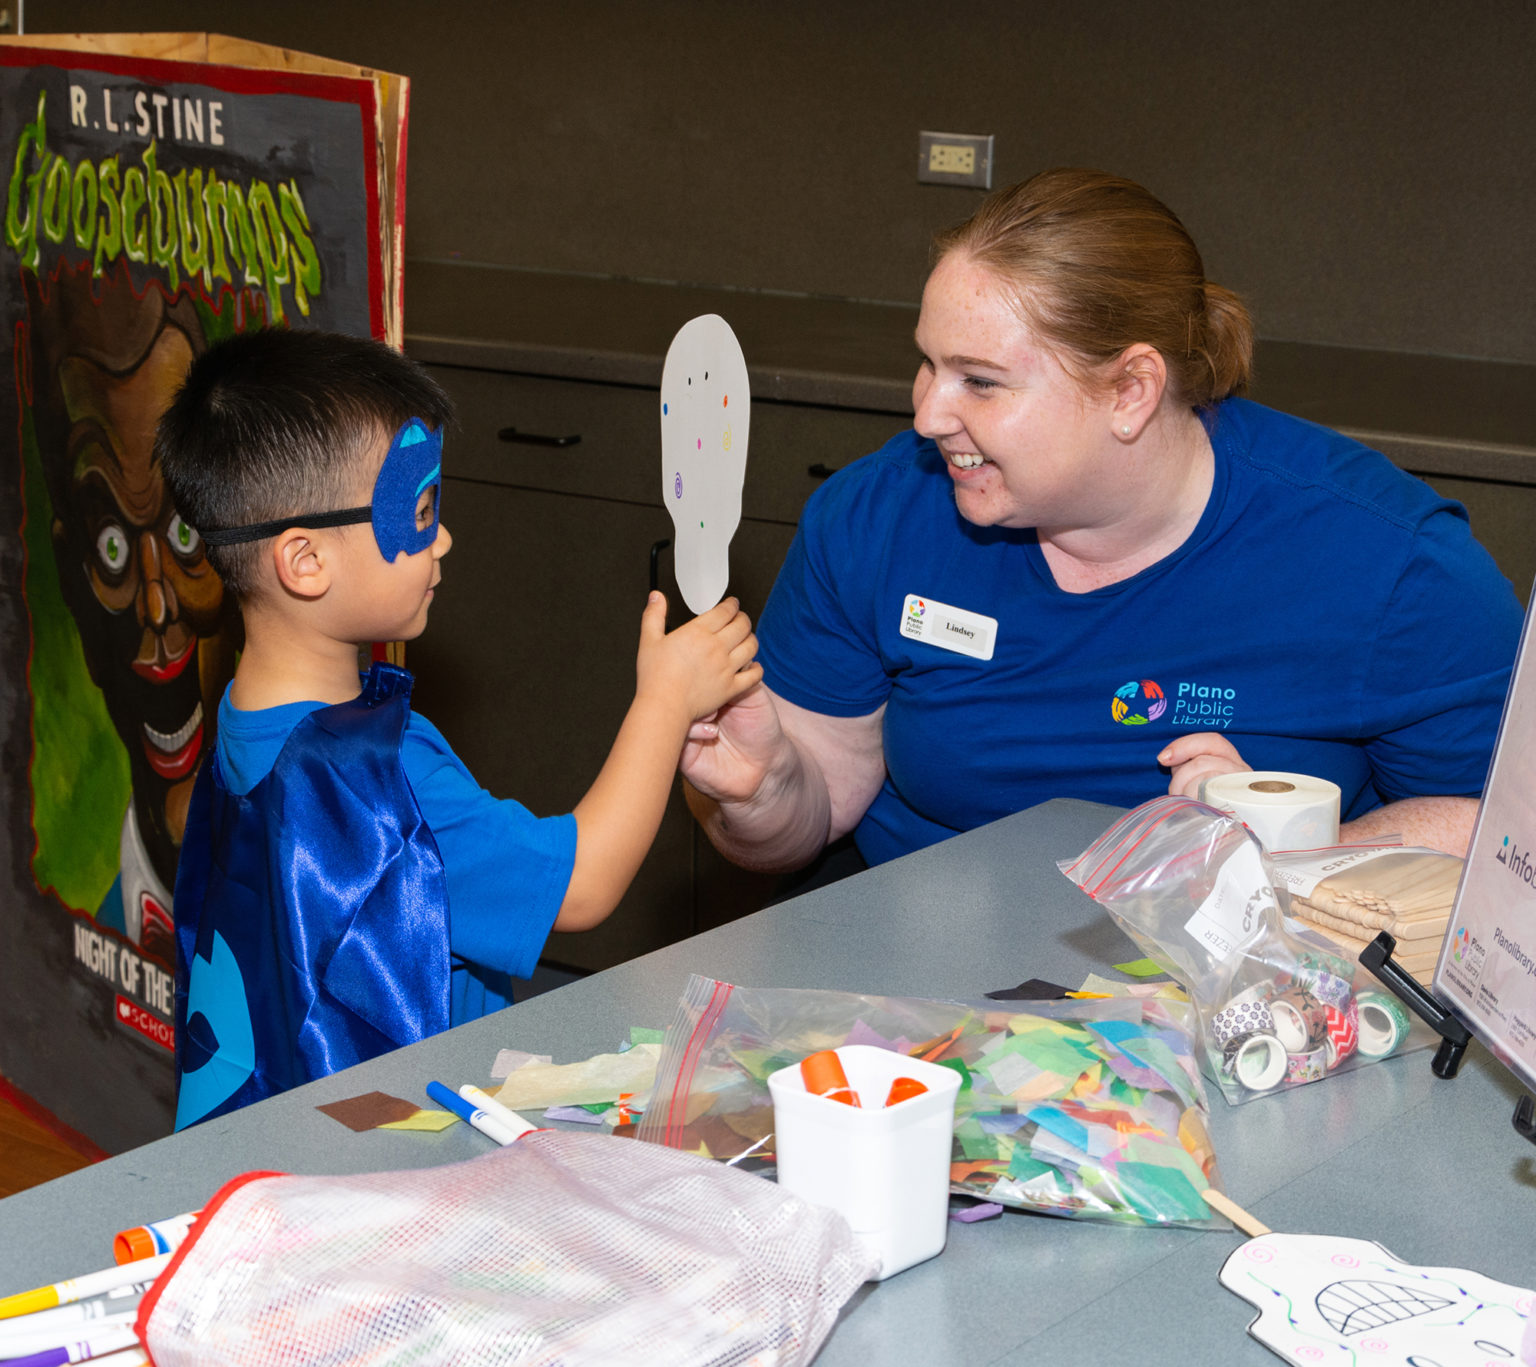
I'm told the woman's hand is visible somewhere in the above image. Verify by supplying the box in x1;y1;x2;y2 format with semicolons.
1159;731;1251;798
682;686;887;873
680;680;790;806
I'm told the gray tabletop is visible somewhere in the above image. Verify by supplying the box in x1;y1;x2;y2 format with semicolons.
2;798;1532;1365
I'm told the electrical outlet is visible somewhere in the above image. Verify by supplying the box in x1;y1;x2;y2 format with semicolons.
918;131;993;188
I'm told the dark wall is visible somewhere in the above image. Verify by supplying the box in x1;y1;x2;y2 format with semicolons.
28;1;1536;361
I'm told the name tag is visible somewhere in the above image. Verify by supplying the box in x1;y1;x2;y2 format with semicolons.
898;594;997;661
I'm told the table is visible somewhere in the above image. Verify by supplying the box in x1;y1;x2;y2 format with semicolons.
2;798;1532;1365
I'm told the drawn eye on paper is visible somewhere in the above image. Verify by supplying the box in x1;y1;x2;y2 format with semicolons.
660;314;749;615
1220;1232;1531;1365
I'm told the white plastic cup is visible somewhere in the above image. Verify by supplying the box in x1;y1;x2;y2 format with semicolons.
768;1044;963;1280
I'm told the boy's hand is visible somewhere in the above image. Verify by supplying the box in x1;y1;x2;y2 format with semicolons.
636;592;762;725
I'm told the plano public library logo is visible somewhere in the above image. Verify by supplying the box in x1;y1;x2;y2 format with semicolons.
1109;677;1240;729
1495;834;1536;888
1111;680;1165;725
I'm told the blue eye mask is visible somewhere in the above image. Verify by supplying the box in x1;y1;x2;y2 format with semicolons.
370;418;443;561
196;418;444;560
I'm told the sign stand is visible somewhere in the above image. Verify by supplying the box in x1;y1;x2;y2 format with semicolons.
1358;581;1536;1147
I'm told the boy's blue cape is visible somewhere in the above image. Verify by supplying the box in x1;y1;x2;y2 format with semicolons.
172;664;450;1129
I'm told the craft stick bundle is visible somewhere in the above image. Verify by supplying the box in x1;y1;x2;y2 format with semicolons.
1281;848;1462;986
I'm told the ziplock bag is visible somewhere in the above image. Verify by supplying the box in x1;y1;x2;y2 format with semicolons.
1060;796;1419;1105
634;974;1226;1228
138;1129;874;1366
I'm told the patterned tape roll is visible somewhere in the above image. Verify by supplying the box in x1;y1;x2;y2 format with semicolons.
1307;969;1354;1011
1324;1000;1360;1069
1356;991;1411;1058
1210;988;1276;1046
1285;1047;1326;1084
1270;989;1328;1053
1226;1031;1288;1092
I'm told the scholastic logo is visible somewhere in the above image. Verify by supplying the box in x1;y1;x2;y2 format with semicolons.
116;994;174;1051
1496;834;1536;889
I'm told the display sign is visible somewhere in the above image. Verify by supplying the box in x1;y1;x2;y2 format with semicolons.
0;32;407;1151
1435;591;1536;1092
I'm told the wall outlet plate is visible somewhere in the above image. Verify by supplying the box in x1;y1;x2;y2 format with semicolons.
917;131;993;188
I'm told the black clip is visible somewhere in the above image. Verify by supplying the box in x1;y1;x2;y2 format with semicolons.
1358;931;1472;1079
1515;1095;1536;1145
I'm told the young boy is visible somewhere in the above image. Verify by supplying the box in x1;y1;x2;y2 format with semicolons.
156;328;761;1129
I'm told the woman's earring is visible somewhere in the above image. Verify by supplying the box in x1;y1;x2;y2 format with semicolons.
1121;425;1132;436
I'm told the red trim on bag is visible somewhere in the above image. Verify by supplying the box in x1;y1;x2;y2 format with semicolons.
1083;798;1201;898
664;980;735;1147
135;1170;287;1356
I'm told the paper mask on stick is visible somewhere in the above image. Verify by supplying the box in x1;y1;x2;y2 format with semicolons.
660;315;750;614
1220;1232;1533;1365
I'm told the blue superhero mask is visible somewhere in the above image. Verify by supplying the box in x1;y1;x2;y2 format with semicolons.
196;417;444;561
370;418;443;561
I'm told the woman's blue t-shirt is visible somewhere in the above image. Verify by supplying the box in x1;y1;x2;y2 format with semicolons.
757;398;1523;865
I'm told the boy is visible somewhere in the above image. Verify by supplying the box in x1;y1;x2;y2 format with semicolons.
157;328;761;1129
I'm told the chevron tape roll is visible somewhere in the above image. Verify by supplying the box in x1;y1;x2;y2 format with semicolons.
1323;1000;1359;1069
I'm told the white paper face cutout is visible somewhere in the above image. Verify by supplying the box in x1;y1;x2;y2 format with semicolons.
660;314;749;615
1220;1232;1534;1365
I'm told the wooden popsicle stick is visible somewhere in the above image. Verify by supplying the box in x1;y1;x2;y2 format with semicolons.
1202;1188;1271;1238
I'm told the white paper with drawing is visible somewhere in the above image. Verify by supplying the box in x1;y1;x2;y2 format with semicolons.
1220;1232;1532;1364
660;314;750;614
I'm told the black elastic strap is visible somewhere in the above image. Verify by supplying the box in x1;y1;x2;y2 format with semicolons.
197;505;373;547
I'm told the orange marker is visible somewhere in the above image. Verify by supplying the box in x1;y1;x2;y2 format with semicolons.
801;1049;861;1107
883;1076;928;1107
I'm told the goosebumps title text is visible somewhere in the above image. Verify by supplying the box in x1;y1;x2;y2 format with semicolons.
5;89;321;322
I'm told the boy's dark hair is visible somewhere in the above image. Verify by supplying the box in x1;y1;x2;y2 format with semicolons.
155;327;455;599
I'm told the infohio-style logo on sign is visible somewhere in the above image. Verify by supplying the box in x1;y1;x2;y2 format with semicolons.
1111;679;1166;725
1453;926;1471;962
1495;834;1536;888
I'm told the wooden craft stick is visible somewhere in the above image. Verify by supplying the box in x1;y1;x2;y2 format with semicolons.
1202;1188;1271;1238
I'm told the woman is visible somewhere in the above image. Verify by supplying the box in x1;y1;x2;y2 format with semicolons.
681;169;1521;868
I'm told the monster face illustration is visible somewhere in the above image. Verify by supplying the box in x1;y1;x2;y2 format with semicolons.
1220;1232;1533;1363
659;314;750;615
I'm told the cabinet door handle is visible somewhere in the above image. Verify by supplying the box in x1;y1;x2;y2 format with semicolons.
649;539;671;594
807;462;839;479
498;426;582;448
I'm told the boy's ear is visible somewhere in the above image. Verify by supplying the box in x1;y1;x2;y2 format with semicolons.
271;528;332;600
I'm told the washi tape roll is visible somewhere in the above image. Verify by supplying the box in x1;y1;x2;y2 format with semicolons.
1356;991;1411;1058
1225;1031;1288;1092
1200;771;1341;851
1284;1047;1326;1084
1302;967;1354;1011
1324;1001;1360;1069
1210;987;1275;1046
1270;988;1328;1053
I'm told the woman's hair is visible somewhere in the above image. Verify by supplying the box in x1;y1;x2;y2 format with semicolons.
933;168;1253;409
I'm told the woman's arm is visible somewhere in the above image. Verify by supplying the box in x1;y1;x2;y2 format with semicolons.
681;683;887;873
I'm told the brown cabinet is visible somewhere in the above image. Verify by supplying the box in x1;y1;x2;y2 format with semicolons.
407;360;905;972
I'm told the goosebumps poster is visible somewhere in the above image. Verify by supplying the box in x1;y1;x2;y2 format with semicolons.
0;34;406;1151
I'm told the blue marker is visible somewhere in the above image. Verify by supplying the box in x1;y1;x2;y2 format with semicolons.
425;1081;524;1146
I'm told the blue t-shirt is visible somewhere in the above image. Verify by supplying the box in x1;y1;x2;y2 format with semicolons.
758;398;1523;865
216;689;576;1023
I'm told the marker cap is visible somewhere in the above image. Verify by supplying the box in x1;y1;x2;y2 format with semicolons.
801;1049;861;1107
884;1077;929;1107
113;1227;158;1265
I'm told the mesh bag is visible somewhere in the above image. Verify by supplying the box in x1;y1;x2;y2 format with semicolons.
138;1129;876;1366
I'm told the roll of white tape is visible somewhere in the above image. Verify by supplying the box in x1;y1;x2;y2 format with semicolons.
1200;771;1342;852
